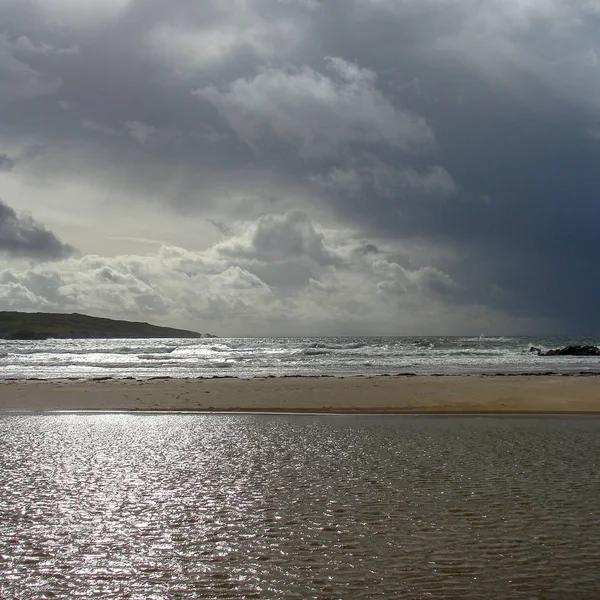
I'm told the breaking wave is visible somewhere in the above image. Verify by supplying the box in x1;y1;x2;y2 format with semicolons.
308;342;367;351
0;335;598;379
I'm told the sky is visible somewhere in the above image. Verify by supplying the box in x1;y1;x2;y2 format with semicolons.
0;0;599;336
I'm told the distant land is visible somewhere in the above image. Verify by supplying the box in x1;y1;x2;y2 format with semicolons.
0;312;215;340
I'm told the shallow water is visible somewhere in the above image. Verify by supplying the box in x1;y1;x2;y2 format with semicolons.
0;415;598;599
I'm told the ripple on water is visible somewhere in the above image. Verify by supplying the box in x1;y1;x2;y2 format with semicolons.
0;414;599;599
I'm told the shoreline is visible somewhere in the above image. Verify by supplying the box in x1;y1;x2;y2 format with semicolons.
1;374;599;414
3;370;600;384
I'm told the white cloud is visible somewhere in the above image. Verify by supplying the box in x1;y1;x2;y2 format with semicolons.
0;210;534;335
195;57;434;158
216;211;344;267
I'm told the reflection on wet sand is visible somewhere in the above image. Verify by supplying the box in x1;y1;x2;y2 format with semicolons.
0;414;598;599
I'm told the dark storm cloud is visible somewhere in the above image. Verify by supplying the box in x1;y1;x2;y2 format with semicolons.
0;199;75;260
1;0;600;331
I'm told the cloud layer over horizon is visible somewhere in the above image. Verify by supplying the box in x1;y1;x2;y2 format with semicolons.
0;0;599;335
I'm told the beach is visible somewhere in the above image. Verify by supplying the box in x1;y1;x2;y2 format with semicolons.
1;374;599;413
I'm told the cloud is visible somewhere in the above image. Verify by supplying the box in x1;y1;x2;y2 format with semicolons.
0;0;599;333
206;218;231;236
123;121;184;146
0;154;16;172
195;57;434;157
0;199;76;260
31;0;134;27
311;165;458;199
13;36;79;56
0;35;61;107
148;17;300;70
587;126;600;140
0;210;537;335
81;120;117;135
400;167;459;197
217;211;344;267
374;259;456;298
124;121;160;144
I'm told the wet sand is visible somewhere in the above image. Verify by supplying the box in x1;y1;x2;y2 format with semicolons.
0;375;599;413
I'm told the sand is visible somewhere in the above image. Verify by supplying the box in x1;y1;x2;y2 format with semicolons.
0;374;599;413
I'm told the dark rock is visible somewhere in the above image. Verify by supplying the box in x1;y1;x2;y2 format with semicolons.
529;344;600;357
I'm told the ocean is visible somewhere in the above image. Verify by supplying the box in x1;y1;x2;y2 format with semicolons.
1;414;598;599
1;335;599;380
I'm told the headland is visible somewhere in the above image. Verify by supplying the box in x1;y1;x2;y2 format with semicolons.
0;311;215;340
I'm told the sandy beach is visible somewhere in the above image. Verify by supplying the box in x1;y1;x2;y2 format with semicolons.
0;374;598;413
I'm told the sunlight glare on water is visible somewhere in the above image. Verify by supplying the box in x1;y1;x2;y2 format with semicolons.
0;414;599;599
2;335;600;378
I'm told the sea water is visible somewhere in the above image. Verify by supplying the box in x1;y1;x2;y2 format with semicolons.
1;335;600;379
0;414;598;599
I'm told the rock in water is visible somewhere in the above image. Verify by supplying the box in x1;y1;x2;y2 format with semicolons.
529;344;600;356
